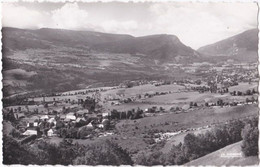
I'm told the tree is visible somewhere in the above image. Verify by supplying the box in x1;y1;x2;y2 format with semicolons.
110;109;119;119
251;96;255;102
120;111;127;119
233;91;237;96
73;140;133;165
246;98;250;104
82;97;96;112
189;102;194;108
133;108;143;119
166;143;186;165
246;89;252;96
3;135;40;165
183;133;203;161
241;124;259;156
126;110;133;119
217;99;223;106
44;103;48;108
252;89;256;94
92;91;101;111
103;119;110;130
135;151;166;166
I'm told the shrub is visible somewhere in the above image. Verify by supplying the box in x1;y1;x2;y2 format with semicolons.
241;124;259;156
73;140;133;165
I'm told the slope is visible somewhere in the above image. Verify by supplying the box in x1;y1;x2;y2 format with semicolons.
197;29;258;62
185;141;258;166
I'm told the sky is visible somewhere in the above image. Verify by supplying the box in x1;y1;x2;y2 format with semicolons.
1;2;258;49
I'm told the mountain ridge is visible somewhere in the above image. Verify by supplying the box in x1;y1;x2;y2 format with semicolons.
197;29;258;59
2;27;199;62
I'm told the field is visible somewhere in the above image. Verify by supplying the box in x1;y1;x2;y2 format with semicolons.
161;127;211;153
229;82;258;92
185;141;258;166
4;79;259;164
112;104;258;155
43;104;258;157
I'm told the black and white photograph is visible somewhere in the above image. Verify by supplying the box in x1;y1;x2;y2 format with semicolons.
1;0;259;166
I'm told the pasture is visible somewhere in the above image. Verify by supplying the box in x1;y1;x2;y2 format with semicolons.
229;82;258;92
114;105;258;154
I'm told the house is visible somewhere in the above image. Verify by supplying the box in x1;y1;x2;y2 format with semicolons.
60;114;66;120
27;120;38;127
40;115;49;121
47;129;54;137
64;118;71;123
76;117;86;123
23;129;37;136
96;124;104;129
48;117;55;123
66;113;76;121
102;112;109;118
48;118;57;126
86;122;94;129
76;109;89;117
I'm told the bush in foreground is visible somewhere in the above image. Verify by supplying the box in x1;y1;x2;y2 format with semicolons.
241;123;259;156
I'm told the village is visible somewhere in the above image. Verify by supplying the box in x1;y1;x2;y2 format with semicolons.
3;61;258;147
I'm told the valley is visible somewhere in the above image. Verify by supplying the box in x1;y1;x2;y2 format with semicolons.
2;27;259;166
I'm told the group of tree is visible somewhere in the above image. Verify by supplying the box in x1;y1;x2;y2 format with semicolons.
241;117;259;156
191;86;210;93
146;106;166;113
110;108;144;120
230;89;258;96
3;136;133;165
189;102;198;108
135;117;258;165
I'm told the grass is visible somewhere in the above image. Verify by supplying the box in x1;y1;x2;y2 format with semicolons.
113;104;258;155
143;91;211;104
229;82;258;92
185;141;259;166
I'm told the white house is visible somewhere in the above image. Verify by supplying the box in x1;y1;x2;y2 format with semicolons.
77;109;89;116
40;115;49;120
33;122;38;127
66;113;76;121
47;129;54;137
96;124;104;128
102;112;109;118
27;120;38;127
76;117;86;123
48;118;57;126
86;122;94;129
23;129;37;136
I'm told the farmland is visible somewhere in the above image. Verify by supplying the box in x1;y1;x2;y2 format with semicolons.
3;62;259;166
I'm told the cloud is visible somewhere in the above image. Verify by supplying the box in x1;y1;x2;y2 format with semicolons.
101;20;138;34
147;3;258;49
2;3;46;29
50;3;89;30
2;2;258;49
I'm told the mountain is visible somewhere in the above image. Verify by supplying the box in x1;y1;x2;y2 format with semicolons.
2;27;198;97
2;27;134;52
92;34;198;62
197;29;258;62
2;27;198;62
